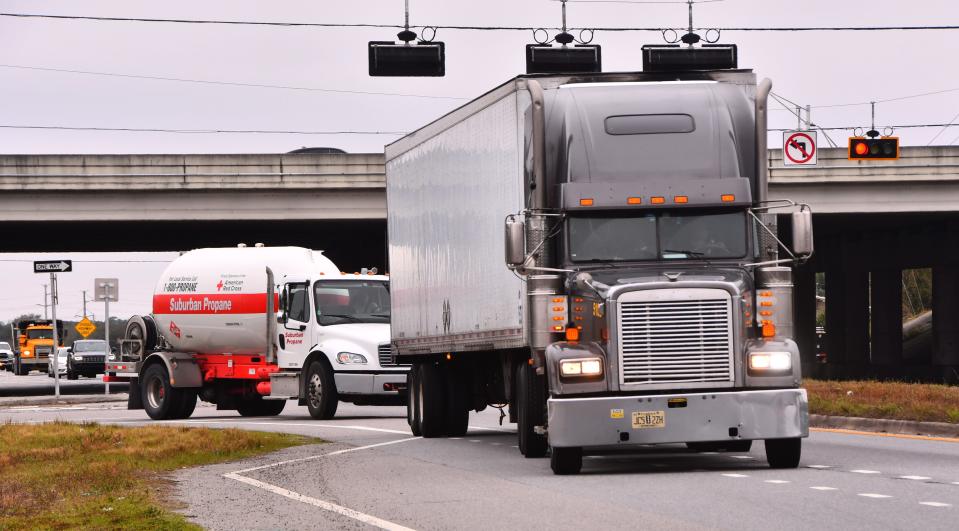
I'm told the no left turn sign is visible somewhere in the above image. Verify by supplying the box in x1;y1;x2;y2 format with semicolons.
783;131;817;166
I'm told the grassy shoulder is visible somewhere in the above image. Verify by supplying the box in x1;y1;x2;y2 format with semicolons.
0;422;314;530
804;379;959;424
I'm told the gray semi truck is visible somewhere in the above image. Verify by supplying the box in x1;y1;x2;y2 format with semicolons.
385;51;814;475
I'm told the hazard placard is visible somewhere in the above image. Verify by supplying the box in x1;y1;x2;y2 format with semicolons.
783;131;818;166
75;317;97;338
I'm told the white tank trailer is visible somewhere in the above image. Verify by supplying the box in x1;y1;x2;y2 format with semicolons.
107;246;407;420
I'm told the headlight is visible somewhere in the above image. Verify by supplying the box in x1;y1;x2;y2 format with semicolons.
336;352;368;364
748;352;792;373
559;357;604;379
22;350;31;356
74;355;84;361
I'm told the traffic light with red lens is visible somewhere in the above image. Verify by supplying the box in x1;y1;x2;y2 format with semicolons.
848;137;899;160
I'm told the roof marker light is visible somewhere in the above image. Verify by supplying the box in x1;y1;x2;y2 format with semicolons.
651;196;665;205
721;194;736;202
580;198;594;206
674;196;688;204
627;197;642;205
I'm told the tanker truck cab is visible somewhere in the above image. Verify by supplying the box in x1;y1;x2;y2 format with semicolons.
276;272;403;419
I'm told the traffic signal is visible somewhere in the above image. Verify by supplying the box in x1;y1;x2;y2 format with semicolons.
526;45;602;74
642;44;738;72
848;137;899;160
368;41;445;77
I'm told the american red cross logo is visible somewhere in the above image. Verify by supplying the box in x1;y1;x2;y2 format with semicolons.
216;280;224;291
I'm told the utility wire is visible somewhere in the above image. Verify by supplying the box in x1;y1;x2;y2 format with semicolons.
809;86;959;109
2;13;957;32
769;123;959;132
0;64;468;100
926;110;959;145
770;92;838;147
0;125;407;135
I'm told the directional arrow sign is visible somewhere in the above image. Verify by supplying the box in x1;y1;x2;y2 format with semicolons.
34;260;72;273
75;317;97;338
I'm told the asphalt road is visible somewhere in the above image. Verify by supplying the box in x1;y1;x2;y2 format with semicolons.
0;368;128;397
2;399;957;530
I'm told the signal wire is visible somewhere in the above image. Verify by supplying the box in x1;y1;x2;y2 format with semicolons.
0;125;407;135
926;110;959;145
770;92;839;147
1;12;957;32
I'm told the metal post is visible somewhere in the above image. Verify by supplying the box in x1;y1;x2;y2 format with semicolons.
82;290;87;317
805;105;811;131
104;282;111;395
50;273;59;399
43;284;49;319
796;106;802;131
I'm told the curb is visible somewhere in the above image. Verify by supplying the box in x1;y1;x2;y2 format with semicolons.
0;394;128;408
810;414;959;439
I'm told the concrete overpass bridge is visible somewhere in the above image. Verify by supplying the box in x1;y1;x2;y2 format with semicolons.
3;146;959;381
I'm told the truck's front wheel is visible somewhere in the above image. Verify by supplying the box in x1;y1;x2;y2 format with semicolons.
765;438;802;468
550;447;582;475
306;360;338;420
516;362;547;458
141;363;188;420
414;361;448;438
407;371;422;436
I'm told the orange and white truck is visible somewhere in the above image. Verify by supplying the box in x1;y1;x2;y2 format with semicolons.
11;319;63;375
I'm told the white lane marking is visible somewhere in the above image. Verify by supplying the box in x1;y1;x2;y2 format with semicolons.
179;419;411;435
919;502;951;508
858;493;892;499
729;455;754;460
851;470;881;475
698;452;719;455
810;486;838;491
898;475;931;481
467;425;514;433
953;482;959;486
468;440;481;443
232;437;421;474
721;473;749;478
448;437;462;440
491;442;501;446
764;480;790;484
224;473;415;531
807;465;832;469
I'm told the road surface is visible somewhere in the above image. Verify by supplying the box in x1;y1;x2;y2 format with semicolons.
0;369;127;397
1;399;956;530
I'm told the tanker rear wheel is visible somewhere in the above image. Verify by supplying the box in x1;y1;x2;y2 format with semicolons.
237;396;286;417
142;363;189;420
306;360;338;420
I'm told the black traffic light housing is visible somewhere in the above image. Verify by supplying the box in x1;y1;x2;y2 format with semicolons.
848;137;899;161
526;44;602;74
369;41;445;77
642;44;738;72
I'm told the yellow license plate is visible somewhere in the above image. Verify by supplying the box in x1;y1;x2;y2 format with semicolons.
632;410;665;429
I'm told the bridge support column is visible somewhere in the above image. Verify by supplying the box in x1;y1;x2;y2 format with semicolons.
870;269;903;378
824;239;870;379
932;267;959;383
793;266;818;379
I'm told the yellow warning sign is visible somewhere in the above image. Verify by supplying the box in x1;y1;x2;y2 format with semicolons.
75;317;97;338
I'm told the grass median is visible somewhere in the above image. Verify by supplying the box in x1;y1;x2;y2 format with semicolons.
0;422;314;530
804;379;959;424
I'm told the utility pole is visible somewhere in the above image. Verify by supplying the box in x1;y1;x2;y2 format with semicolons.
82;290;88;318
51;273;60;399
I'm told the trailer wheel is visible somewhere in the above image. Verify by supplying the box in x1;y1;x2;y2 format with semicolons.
306;360;338;420
237;396;286;417
516;362;548;458
141;363;186;420
444;363;470;437
407;371;422;436
765;438;802;469
416;361;448;438
550;446;583;475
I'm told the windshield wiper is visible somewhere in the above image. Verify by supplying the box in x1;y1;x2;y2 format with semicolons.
663;249;706;257
321;314;363;323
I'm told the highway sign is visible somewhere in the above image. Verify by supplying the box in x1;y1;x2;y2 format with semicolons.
75;317;97;338
783;131;818;166
33;260;72;273
94;278;119;302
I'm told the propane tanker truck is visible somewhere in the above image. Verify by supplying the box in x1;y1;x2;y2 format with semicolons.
386;47;814;474
107;246;404;420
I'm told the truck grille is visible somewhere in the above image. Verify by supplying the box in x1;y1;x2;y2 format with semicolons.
75;355;105;364
618;290;734;387
35;346;52;357
378;344;408;367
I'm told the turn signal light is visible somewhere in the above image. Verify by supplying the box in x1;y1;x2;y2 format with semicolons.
565;327;580;341
761;321;776;338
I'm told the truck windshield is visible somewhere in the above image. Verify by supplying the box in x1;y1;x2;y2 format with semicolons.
568;210;747;262
314;280;390;326
27;329;54;340
0;342;10;350
73;341;107;353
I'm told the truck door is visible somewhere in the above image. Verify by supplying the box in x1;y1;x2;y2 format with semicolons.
277;279;314;369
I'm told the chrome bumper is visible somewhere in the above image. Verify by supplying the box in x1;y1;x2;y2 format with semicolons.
547;388;808;448
334;370;408;395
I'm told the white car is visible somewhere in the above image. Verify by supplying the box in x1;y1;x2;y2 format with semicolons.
47;346;71;378
0;341;13;372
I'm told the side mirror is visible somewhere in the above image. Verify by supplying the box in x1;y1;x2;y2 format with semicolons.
505;217;526;268
791;210;814;257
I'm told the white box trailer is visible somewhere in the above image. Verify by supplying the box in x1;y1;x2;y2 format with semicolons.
387;66;814;475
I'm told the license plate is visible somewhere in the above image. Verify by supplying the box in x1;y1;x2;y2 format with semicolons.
632;410;665;429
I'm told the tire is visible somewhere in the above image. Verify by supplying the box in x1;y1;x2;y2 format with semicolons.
550;446;583;475
305;360;338;420
765;438;802;469
237;396;286;417
416;361;448;438
444;363;470;437
15;360;27;376
67;370;78;381
175;390;198;419
141;363;186;420
407;371;422;436
516;362;548;458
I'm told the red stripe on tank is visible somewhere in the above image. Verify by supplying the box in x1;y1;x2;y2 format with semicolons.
153;293;281;315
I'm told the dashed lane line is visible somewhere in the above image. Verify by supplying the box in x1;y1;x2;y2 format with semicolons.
729;455;754;460
851;470;882;474
858;493;893;499
919;502;952;507
806;465;832;469
764;480;790;484
810;486;838;491
721;473;749;478
898;475;932;481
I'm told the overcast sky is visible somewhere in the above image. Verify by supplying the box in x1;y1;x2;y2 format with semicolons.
1;0;957;320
